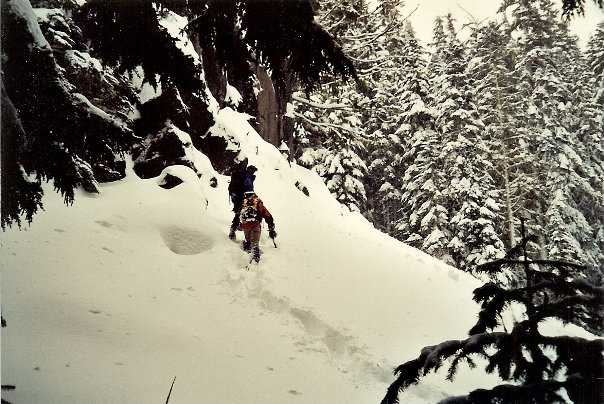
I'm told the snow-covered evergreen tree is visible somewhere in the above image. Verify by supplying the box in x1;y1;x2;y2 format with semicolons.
587;21;604;105
362;6;424;229
425;15;505;270
1;78;44;229
504;0;604;276
293;0;375;212
1;0;133;228
388;23;441;245
467;21;537;251
299;135;368;211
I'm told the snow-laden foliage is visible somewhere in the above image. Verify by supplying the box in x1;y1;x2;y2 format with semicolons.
425;15;505;271
1;0;133;229
383;221;604;404
75;0;203;92
587;21;604;105
293;0;602;275
299;138;367;212
501;0;604;278
1;80;44;229
369;20;436;237
292;0;370;212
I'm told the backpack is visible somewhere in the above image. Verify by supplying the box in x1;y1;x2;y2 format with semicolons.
228;170;245;196
240;195;259;223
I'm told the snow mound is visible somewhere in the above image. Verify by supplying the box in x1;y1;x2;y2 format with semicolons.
159;225;215;255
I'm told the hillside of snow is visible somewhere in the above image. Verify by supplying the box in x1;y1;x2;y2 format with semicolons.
2;109;504;403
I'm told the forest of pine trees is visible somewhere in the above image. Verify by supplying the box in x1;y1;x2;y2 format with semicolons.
294;0;604;279
2;0;603;282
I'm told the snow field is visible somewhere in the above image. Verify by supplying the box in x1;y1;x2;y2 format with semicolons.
2;112;501;403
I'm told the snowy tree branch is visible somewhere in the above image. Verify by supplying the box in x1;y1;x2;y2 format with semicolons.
293;110;356;135
292;94;353;111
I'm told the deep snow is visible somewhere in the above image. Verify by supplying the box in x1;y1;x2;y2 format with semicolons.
3;103;597;404
1;108;504;404
3;2;601;401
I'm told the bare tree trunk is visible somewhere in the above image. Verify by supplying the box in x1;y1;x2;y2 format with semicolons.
495;76;516;249
191;33;226;105
504;164;516;248
190;32;293;156
275;62;295;160
256;65;279;146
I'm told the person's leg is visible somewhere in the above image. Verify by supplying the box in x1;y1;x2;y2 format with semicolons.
229;198;242;239
250;227;261;261
242;228;252;252
229;213;240;239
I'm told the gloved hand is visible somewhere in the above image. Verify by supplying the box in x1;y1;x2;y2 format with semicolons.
269;227;277;239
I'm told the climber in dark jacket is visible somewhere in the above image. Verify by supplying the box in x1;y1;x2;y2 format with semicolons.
228;165;257;239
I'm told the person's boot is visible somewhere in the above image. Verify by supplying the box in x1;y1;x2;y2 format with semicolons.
253;247;261;262
243;240;251;252
228;227;236;240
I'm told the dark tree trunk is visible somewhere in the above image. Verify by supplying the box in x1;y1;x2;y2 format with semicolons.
275;62;295;160
256;65;279;146
191;33;226;106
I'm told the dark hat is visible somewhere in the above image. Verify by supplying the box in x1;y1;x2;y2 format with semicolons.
247;165;258;172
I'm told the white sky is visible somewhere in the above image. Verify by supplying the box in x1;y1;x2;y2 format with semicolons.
402;0;604;47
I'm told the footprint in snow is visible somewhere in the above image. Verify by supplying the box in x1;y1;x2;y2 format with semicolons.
95;220;113;228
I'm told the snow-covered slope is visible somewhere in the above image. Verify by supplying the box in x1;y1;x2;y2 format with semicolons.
2;109;500;403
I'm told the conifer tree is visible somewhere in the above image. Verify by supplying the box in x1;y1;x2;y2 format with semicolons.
294;0;407;213
504;0;604;274
426;15;505;270
398;128;450;261
76;0;203;92
364;15;435;236
586;21;604;105
467;21;535;250
388;23;441;243
299;135;368;211
382;219;604;404
392;17;453;262
1;78;44;229
349;1;412;222
290;0;369;212
1;0;132;229
560;0;604;17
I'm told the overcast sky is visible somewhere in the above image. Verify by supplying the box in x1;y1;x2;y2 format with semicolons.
402;0;604;48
